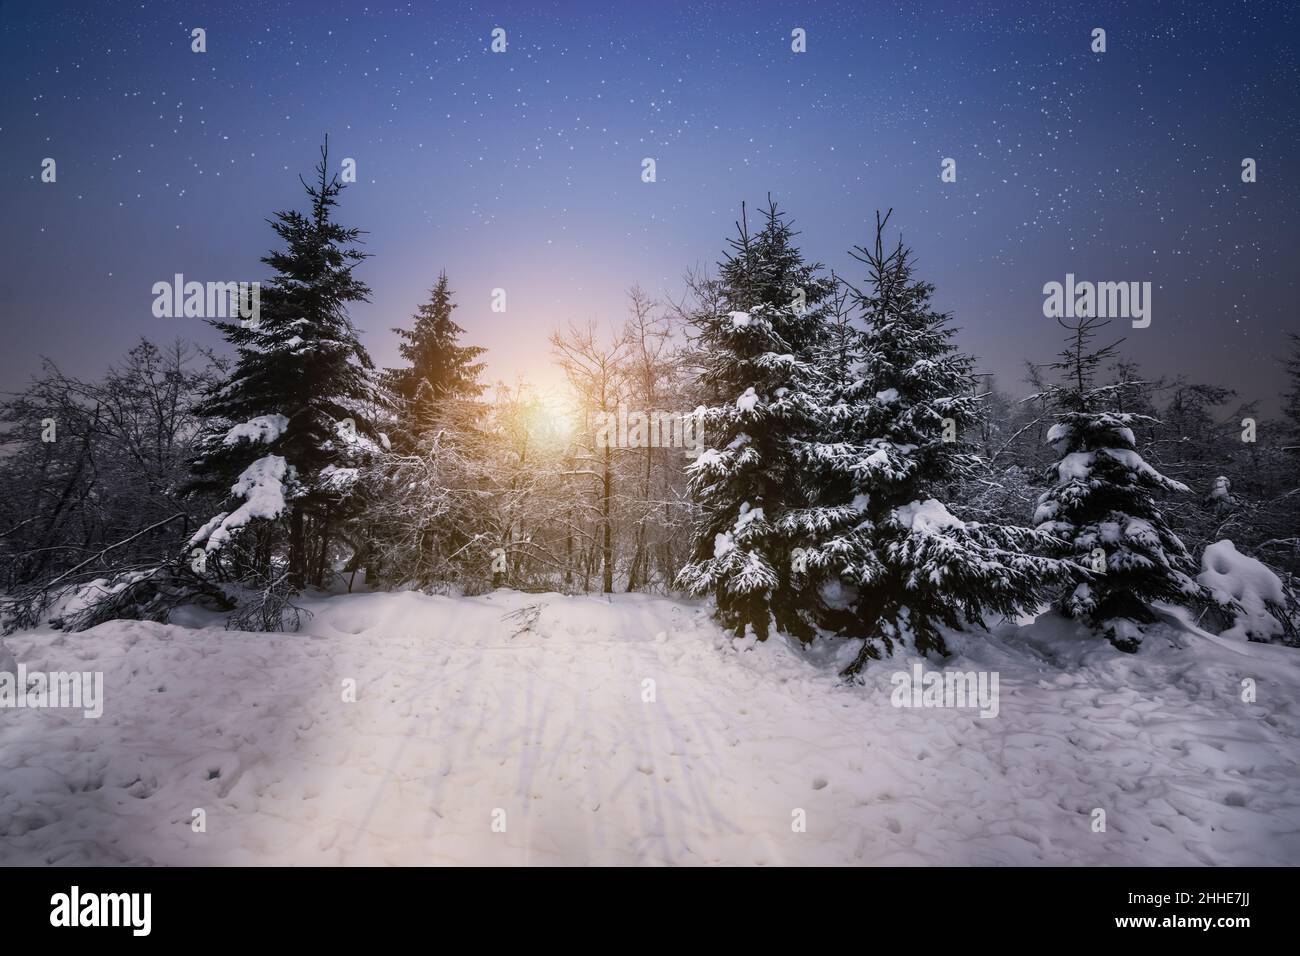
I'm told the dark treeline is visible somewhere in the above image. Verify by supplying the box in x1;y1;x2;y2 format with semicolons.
3;147;1296;663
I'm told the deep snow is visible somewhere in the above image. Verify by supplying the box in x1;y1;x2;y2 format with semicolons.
1;590;1298;865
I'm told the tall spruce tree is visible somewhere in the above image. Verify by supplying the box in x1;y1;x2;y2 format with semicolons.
676;199;834;640
188;140;376;591
1033;315;1204;649
382;272;486;435
366;273;489;587
797;211;1062;674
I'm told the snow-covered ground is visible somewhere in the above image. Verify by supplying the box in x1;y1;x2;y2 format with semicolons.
2;589;1298;865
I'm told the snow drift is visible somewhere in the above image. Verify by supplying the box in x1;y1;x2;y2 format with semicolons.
1;590;1298;865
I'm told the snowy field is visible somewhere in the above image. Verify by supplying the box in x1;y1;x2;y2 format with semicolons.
2;589;1298;866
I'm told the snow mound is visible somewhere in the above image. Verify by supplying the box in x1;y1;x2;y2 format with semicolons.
892;498;966;532
194;455;294;552
222;414;289;446
1198;539;1287;642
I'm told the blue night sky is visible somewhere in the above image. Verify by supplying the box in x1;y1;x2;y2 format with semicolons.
2;0;1297;408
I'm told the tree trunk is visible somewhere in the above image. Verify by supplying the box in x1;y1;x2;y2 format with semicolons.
287;506;306;590
629;443;654;591
312;507;332;587
601;444;613;593
564;517;573;589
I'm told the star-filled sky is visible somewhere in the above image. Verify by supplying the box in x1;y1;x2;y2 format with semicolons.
3;0;1297;409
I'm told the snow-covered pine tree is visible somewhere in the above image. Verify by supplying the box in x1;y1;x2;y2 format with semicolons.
676;198;834;640
796;211;1063;674
1033;315;1205;649
187;140;378;595
365;273;490;588
382;271;487;439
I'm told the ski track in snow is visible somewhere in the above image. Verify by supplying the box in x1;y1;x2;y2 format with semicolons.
1;590;1298;866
